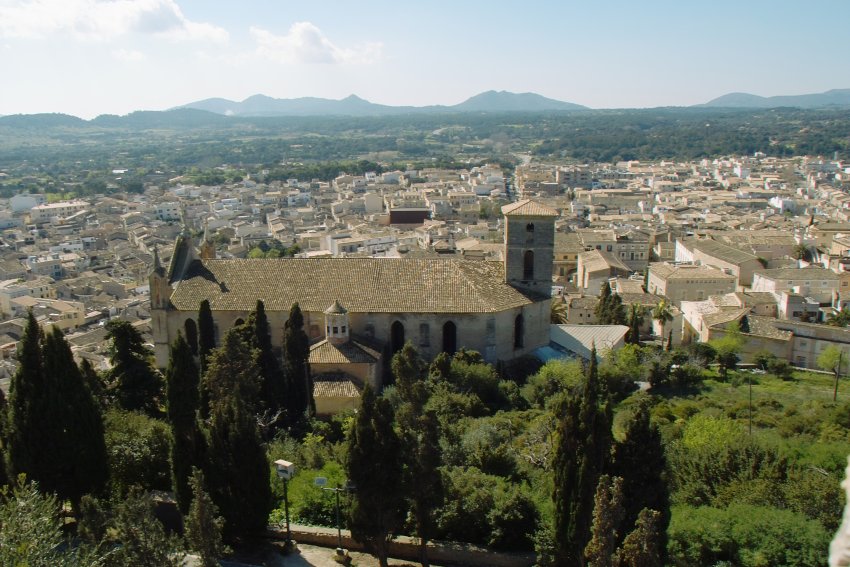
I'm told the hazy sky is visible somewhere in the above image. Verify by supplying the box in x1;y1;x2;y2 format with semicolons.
1;0;848;118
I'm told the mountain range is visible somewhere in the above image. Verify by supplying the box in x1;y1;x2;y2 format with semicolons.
702;89;850;109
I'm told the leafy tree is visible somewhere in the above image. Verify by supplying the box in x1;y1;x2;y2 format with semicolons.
584;475;624;567
106;488;185;567
283;302;313;429
104;409;172;497
347;385;405;567
817;344;847;401
165;332;203;513
615;508;663;567
827;307;850;327
553;345;613;565
185;468;227;567
710;323;744;380
0;477;107;567
104;319;163;416
612;400;669;554
198;299;215;373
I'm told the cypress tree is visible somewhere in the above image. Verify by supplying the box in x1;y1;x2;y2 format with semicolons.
6;312;47;485
202;329;270;541
43;327;108;510
104;320;163;416
282;303;312;429
348;385;405;567
626;304;643;345
198;300;215;373
594;282;613;323
612;400;669;555
184;318;199;357
240;300;286;417
205;394;270;541
584;475;624;567
552;345;613;566
185;468;227;567
79;358;105;409
165;332;203;513
614;508;663;567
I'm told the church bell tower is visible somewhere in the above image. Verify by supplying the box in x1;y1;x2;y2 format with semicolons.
501;199;558;296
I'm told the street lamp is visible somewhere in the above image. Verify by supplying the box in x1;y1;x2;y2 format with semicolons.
275;459;295;551
315;476;356;560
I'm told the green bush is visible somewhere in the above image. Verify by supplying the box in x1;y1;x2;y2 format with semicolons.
104;409;172;497
668;504;829;567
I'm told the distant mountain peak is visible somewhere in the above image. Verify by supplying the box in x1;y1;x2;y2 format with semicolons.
701;88;850;109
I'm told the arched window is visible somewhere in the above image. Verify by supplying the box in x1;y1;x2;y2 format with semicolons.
523;250;534;280
391;321;405;354
442;321;457;355
514;314;525;349
233;318;245;327
526;223;535;243
526;223;535;233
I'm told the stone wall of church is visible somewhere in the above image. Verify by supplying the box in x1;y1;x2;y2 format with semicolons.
155;299;551;369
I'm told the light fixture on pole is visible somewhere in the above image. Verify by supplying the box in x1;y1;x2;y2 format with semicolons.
275;459;295;551
315;476;356;561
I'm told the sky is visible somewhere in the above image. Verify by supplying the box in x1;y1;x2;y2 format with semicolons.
0;0;848;119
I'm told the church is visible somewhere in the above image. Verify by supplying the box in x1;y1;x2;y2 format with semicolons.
149;199;557;406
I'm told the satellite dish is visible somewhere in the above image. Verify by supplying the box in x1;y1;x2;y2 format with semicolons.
314;477;328;487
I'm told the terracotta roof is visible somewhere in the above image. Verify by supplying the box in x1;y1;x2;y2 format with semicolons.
170;258;540;313
309;339;381;364
313;373;362;398
501;199;559;217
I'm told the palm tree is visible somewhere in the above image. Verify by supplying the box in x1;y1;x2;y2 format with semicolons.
551;297;568;324
652;300;673;350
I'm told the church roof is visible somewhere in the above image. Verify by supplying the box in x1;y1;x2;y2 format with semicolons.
501;199;559;217
312;372;362;398
170;258;541;313
309;339;381;364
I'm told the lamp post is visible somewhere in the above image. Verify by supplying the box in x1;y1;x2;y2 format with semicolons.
315;477;355;560
275;459;295;550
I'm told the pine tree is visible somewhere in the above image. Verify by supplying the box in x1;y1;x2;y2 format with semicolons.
553;345;613;566
614;508;663;567
283;302;312;429
198;299;215;373
185;468;227;567
348;385;405;567
165;332;203;513
104;320;163;416
584;475;624;567
79;358;105;409
106;488;185;567
201;329;261;416
612;401;669;555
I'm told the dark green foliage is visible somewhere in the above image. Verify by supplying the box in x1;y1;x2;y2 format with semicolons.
185;468;227;567
283;303;313;430
347;385;404;567
239;300;287;418
436;466;538;550
104;319;163;416
184;318;199;356
203;330;271;541
105;488;185;567
198;299;215;373
80;358;106;408
205;395;272;541
0;477;107;566
104;408;172;497
612;400;669;554
552;345;613;565
667;504;829;567
165;332;203;513
6;316;107;509
201;329;261;415
625;304;644;345
595;283;627;325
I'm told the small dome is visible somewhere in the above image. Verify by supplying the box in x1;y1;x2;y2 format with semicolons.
324;300;348;315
